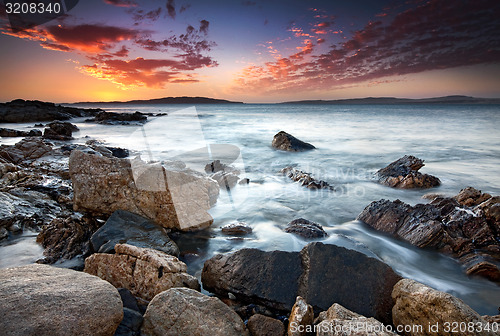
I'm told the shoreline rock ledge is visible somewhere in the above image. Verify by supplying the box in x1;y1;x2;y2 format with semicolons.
376;155;440;189
69;150;219;231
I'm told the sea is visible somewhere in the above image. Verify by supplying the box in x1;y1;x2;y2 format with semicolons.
1;103;499;314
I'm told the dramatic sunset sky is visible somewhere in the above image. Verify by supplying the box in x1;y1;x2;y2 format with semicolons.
0;0;499;103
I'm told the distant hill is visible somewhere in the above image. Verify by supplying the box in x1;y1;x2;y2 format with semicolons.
73;96;244;105
280;95;500;105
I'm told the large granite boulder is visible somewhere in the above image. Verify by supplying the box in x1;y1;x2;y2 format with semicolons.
0;264;123;336
280;167;335;190
316;303;398;336
0;99;101;123
84;243;199;301
90;210;179;256
247;314;285;336
357;188;500;283
272;131;315;152
141;287;248;336
69;150;219;231
0;137;52;164
392;279;496;336
376;155;440;189
37;214;102;264
202;242;401;325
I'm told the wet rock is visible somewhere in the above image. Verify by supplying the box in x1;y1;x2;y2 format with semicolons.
221;222;253;235
205;159;240;174
115;308;143;336
376;155;440;189
202;248;302;311
0;127;42;137
84;243;200;301
69;150;219;231
118;288;141;313
0;137;52;164
87;111;147;125
202;242;401;325
316;303;397;336
239;177;250;184
43;121;79;140
357;191;500;283
392;279;495;336
285;218;327;238
141;287;248;336
272;131;315;152
0;264;123;336
288;296;314;336
90;210;179;256
36;214;102;264
85;139;129;158
247;314;285;336
0;99;101;123
280;167;335;191
455;186;492;207
0;227;8;239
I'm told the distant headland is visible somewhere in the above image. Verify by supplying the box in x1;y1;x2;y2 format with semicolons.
72;96;244;105
279;95;500;105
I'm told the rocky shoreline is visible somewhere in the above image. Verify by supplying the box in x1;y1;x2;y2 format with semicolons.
0;101;499;335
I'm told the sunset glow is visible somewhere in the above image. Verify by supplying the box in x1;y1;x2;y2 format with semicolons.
0;0;499;103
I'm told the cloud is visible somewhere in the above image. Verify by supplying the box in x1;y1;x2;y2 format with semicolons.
166;0;176;19
80;55;218;88
232;0;500;94
103;0;137;7
130;7;162;22
199;20;209;35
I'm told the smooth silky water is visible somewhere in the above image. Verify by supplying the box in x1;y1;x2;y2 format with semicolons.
1;103;499;314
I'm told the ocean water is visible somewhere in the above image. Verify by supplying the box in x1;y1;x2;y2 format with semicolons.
1;103;499;314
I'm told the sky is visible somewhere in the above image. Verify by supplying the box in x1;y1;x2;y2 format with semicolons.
0;0;499;103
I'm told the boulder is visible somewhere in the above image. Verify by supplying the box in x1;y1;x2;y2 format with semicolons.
0;264;123;336
247;314;285;336
202;242;401;325
221;222;253;235
272;131;315;152
211;170;240;189
141;287;248;336
205;159;240;174
392;279;496;336
316;303;397;336
0;99;101;123
36;214;102;264
288;296;314;336
285;218;327;239
280;167;335;190
84;243;199;301
0;137;52;164
69;150;219;231
376;155;440;189
0;128;42;137
357;191;500;283
90;210;179;256
43;121;78;140
202;248;303;311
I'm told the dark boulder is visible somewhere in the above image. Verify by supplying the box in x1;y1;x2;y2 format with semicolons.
376;155;440;189
0;137;52;164
202;242;401;325
90;210;180;257
272;131;315;152
202;249;303;311
285;218;327;239
0;128;42;137
280;167;334;191
247;314;285;336
43;121;78;140
357;188;500;283
0;99;101;123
